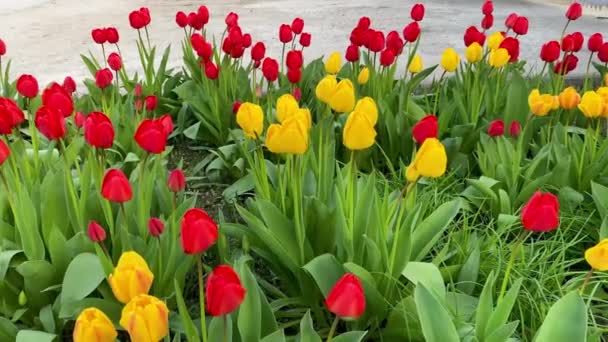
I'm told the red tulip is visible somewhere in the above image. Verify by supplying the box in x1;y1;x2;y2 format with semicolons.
108;52;122;71
180;208;218;254
42;83;73;117
279;24;293;44
191;33;205;51
134;116;172;154
135;100;143;111
481;14;494;30
362;29;374;49
512;16;529;36
588;33;603;52
554;54;578;75
412;115;438;144
198;6;210;26
540;41;560;62
599;43;608;63
291;18;304;34
293;87;302;101
350;27;366;47
232;101;241;114
369;30;385;52
35;106;66;140
410;3;425;21
403;22;420;43
242;34;252;48
148;217;165;237
505;13;518;29
87;221;106;242
287;68;301;84
0;39;5;56
286;50;303;69
84;112;114;149
262;58;279;82
566;2;582;20
571;32;584;52
105;27;119;44
562;35;575;52
487;120;505;137
0;139;9;166
300;33;311;47
229;26;243;46
62;76;76;94
463;26;486;47
251;42;266;62
509;121;521;137
325;273;366;319
521;191;559;232
357;16;371;30
91;28;107;44
144;95;157;111
129;9;147;29
482;1;494;15
101;169;132;203
134;84;143;97
196;42;213;62
176;11;188;28
74;111;85;128
0;98;25;134
345;44;360;62
205;62;219;80
206;265;246;316
380;49;396;66
386;31;404;55
225;12;239;28
168;169;186;192
16;74;39;99
188;12;204;30
140;7;151;26
499;37;520;62
95;68;114;89
221;37;233;55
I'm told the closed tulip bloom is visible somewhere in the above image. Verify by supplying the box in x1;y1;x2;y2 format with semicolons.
236;102;264;138
499;37;520;62
403;22;421;43
35;106;66;140
482;0;494;15
571;32;584;52
554;54;579;75
276;94;299;123
266;117;309;154
181;208;219;254
95;68;114;89
588;33;603;52
63;76;77;94
411;3;425;21
412;115;438;144
481;14;494;30
464;26;486;47
198;6;210;25
521;191;559;232
585;239;608;271
354;97;378;125
16;74;39;98
465;42;483;64
262;58;279;82
251;42;266;62
42;83;74;117
316;75;338;104
286;50;304;70
144;95;157;112
597;87;608;116
300;32;311;47
73;308;117;342
292;108;312;129
91;28;107;44
291;17;304;34
559;87;581;109
504;13;518;29
108;52;122;71
329;79;355;113
325;52;342;74
599;43;608;63
345;44;360;62
528;89;557;116
242;34;252;49
367;30;384;52
225;12;239;27
188;12;203;30
380;48;396;66
101;169;132;202
206;265;247;316
204;62;219;80
87;221;107;242
84;112;114;149
168;169;186;192
105;27;119;44
325;273;366;320
120;295;169;342
134;118;170;154
148;217;164;237
74;111;85;128
487;119;505;136
175;11;188;28
441;48;460;72
279;24;293;44
406;138;447;182
540;41;561;63
509;121;521;137
487;31;505;50
512;16;529;35
343;110;377;150
566;2;583;20
0;98;25;134
0;39;5;56
0;140;8;166
409;54;423;74
109;251;154;303
386;31;404;55
358;67;370;85
578;91;604;118
489;48;510;68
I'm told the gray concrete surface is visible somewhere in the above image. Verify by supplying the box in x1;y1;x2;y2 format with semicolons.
1;0;606;87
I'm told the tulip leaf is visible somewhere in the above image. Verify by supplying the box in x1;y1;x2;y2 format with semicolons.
403;262;446;299
209;316;233;342
333;331;368;342
414;283;459;342
261;330;286;342
60;253;105;305
13;189;45;261
0;317;18;341
303;254;345;298
173;279;199;342
457;244;480;295
411;199;461;261
0;250;22;281
534;291;587;342
39;305;55;334
297;311;321;342
15;330;56;342
236;258;262;342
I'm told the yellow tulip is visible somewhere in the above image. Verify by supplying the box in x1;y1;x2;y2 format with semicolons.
528;89;556;116
236;102;264;139
276;94;299;123
596;87;608;116
316;75;338;103
266;117;309;154
343;110;377;150
558;87;581;110
585;239;608;271
488;48;510;68
325;52;342;74
487;32;505;50
354;97;378;126
73;308;117;342
358;67;370;85
440;48;459;72
406;138;447;182
109;251;154;304
292;108;312;130
578;91;604;118
465;43;482;64
329;79;356;113
409;54;423;73
120;294;169;342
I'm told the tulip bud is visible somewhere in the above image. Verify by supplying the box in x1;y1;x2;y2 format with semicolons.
18;291;27;306
63;76;77;94
482;1;494;15
144;95;157;111
358;67;370;85
225;12;239;27
287;68;302;84
481;14;494;30
293;87;302;101
369;30;385;52
232;101;241;114
291;17;304;35
499;37;520;62
540;40;561;63
279;24;293;44
107;53;122;71
91;28;107;44
412;115;438;144
357;16;371;30
488;48;510;68
521;191;559;232
440;48;460;72
403;22;421;43
379;49;396;66
105;27;119;44
205;62;219;80
345;44;360;62
512;16;529;36
87;221;107;242
198;6;210;26
35;106;67;140
251;42;266;62
262;58;279;82
509;121;521;137
463;26;486;47
571;32;584;52
599;43;608;63
148;217;165;237
109;252;154;303
325;52;342;74
300;32;311;47
409;54;423;74
504;13;518;29
286;50;303;70
465;42;483;64
181;208;219;254
101;169;132;203
0;39;6;56
168;169;186;192
343;110;377;151
487;120;505;137
236;102;264;138
84;112;114;149
578;91;604;118
566;2;582;21
206;265;247;316
74;111;85;128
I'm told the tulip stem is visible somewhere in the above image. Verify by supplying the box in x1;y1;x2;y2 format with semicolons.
583;53;595;91
197;256;209;342
579;269;594;295
223;315;228;342
498;231;529;302
326;317;339;342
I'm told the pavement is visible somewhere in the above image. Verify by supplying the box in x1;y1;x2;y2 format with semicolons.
0;0;606;87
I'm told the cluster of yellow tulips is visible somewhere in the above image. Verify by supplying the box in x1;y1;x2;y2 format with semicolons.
73;251;168;342
529;86;608;117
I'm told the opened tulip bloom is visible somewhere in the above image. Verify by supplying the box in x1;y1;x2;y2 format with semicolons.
578;91;604;118
412;115;438;144
358;67;370;84
440;48;459;72
325;52;342;74
236;102;264;138
528;89;558;116
521;191;559;232
73;308;117;342
109;251;154;303
42;83;74;117
585;239;608;271
559;87;581;110
206;265;247;316
101;169;132;203
406;138;447;182
120;294;169;342
266;116;310;154
489;48;510;68
134;115;173;154
465;43;482;64
326;273;366;320
181;208;218;254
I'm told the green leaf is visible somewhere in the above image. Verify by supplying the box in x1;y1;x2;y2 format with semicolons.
303;254;345;297
16;330;56;342
58;298;122;322
457;245;480;295
411;200;461;261
333;331;368;342
14;189;44;260
0;250;22;281
485;279;521;337
297;311;321;342
261;330;286;342
475;272;496;341
402;262;445;299
0;317;18;341
591;182;608;219
209;315;232;342
61;253;105;305
534;291;587;342
174;279;199;342
39;305;55;333
414;283;459;342
486;321;519;342
236;258;262;342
